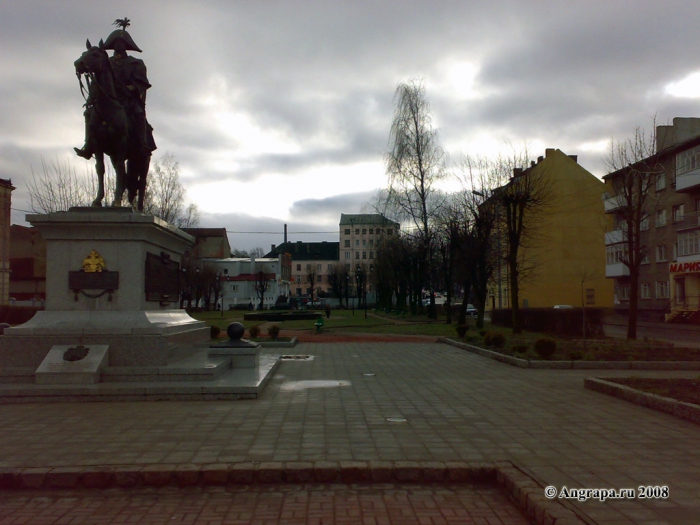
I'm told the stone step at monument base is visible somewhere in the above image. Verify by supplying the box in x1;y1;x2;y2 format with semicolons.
0;354;281;403
0;310;209;368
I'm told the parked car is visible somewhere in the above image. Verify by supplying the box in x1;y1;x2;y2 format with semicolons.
306;301;324;308
466;304;478;318
553;304;573;309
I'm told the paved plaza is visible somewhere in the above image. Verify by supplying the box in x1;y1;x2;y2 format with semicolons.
1;341;699;524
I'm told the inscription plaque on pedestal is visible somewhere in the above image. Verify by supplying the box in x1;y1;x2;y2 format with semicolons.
145;252;179;302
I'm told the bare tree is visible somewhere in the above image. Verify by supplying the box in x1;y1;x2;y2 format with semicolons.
495;154;551;333
26;157;111;213
306;264;318;304
604;123;663;340
27;153;200;228
144;153;200;228
249;247;266;258
253;265;271;311
328;263;348;307
380;79;447;317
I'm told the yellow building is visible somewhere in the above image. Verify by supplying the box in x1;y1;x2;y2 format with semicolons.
491;148;613;310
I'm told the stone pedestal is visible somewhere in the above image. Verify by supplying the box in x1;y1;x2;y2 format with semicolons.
0;208;208;368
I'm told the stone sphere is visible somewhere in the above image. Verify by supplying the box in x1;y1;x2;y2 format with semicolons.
226;322;245;341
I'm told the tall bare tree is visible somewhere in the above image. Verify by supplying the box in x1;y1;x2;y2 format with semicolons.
381;79;447;317
604;123;664;340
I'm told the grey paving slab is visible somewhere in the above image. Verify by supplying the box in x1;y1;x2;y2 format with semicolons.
0;341;699;524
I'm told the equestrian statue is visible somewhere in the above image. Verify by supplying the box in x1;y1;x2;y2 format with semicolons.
74;18;156;211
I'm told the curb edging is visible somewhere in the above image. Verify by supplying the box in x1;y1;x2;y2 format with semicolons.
584;378;700;425
440;337;700;370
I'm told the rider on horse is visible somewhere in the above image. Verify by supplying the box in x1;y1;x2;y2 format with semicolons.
75;21;155;160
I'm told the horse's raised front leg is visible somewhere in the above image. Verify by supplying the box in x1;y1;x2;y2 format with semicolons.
91;153;105;206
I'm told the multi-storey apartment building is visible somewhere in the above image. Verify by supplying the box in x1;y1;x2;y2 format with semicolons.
603;117;700;322
265;241;339;297
338;214;399;277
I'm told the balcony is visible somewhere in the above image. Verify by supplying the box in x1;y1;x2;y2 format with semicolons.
674;211;700;232
604;195;627;214
605;262;630;278
605;229;626;245
676;168;700;192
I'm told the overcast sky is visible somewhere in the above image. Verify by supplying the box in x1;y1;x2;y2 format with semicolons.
2;1;700;252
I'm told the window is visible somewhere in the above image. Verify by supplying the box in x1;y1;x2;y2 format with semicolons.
656;209;666;227
328;264;333;271
619;284;630;300
641;251;650;264
355;229;359;234
369;251;374;259
676;145;700;177
362;239;367;246
296;288;302;296
345;263;350;270
641;216;649;231
295;276;301;284
317;275;323;283
362;252;367;259
317;264;322;271
344;229;350;235
673;204;685;223
344;240;350;247
656;173;666;191
641;283;651;299
355;252;360;259
656;281;670;299
678;230;700;257
362;228;366;234
387;229;394;235
229;284;238;292
355;240;359;246
344;252;350;259
296;264;301;271
369;228;374;234
585;288;595;305
606;244;628;264
656;245;667;262
369;239;374;246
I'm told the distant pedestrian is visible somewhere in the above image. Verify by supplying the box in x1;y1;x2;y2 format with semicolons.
325;304;331;318
248;302;254;311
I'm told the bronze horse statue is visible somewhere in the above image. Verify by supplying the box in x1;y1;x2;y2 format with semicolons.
74;40;150;210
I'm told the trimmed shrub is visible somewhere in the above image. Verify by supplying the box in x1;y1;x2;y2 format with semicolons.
456;325;469;338
484;331;506;348
534;338;557;360
248;325;261;338
512;345;528;355
210;325;221;339
267;325;280;340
